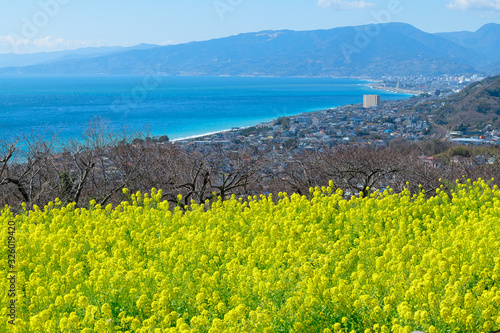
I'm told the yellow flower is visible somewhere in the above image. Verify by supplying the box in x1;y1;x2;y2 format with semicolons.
3;179;500;331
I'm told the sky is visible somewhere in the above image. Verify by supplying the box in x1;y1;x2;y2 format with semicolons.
0;0;499;54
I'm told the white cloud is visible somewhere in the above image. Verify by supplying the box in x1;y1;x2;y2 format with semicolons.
158;41;175;46
0;36;108;54
447;0;500;10
318;0;375;10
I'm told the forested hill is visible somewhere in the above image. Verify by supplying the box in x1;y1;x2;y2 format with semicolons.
429;75;500;131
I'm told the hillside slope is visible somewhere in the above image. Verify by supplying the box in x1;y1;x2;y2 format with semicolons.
431;75;500;131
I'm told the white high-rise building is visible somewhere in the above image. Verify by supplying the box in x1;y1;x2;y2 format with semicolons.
363;95;381;108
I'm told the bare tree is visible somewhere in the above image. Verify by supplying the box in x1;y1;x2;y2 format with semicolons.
53;118;144;206
209;147;262;199
0;133;59;208
278;150;327;196
319;145;405;197
0;139;25;204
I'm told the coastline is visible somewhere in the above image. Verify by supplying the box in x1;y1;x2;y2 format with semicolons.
369;84;424;96
1;76;414;143
170;106;345;143
166;88;433;151
171;129;242;142
170;81;416;143
169;109;329;143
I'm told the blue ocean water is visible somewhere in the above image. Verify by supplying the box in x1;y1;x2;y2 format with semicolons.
0;76;409;140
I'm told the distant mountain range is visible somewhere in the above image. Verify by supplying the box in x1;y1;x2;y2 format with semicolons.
0;44;159;69
0;23;499;78
436;23;500;64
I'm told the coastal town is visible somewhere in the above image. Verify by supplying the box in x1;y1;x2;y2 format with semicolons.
170;73;498;153
175;96;429;152
372;73;487;95
174;75;499;153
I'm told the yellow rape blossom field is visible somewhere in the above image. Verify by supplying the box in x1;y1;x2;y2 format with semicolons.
2;179;500;333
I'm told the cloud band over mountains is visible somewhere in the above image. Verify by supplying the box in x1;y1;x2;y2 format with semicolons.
318;0;375;10
0;36;108;54
318;0;500;11
447;0;500;10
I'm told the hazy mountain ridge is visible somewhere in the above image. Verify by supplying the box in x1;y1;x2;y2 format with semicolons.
437;23;500;63
0;44;159;69
0;23;498;78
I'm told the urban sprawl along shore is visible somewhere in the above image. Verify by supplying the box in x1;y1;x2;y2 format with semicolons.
173;74;497;153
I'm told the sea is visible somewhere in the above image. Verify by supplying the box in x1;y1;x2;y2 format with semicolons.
0;76;410;141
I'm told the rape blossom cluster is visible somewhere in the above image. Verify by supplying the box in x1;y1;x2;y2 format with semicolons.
1;180;500;332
